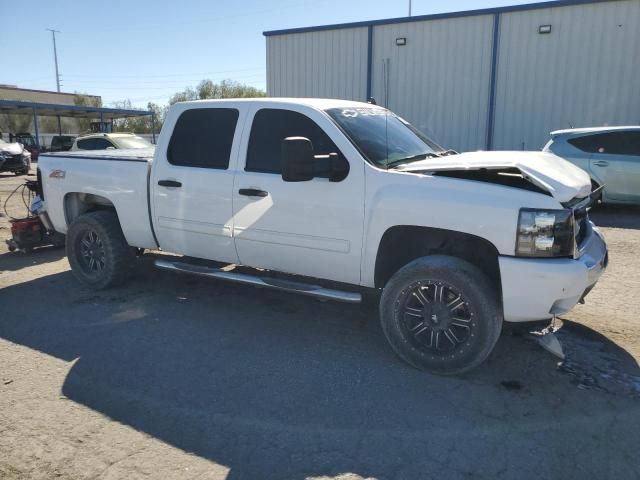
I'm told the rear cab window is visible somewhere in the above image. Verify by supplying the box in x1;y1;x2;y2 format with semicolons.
167;108;239;169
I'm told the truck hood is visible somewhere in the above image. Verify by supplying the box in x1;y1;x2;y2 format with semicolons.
397;150;591;203
0;142;24;155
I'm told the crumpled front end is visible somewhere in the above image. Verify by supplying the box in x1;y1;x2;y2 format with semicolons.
500;221;608;323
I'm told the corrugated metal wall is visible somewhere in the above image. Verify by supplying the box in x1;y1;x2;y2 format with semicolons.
266;0;639;152
266;27;368;100
493;0;640;150
371;15;494;152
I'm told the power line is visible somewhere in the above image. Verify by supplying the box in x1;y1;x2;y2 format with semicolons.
67;0;330;34
61;73;266;86
62;67;265;80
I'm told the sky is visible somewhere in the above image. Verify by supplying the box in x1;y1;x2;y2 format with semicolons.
1;0;535;108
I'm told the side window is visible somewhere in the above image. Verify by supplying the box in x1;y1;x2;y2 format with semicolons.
168;108;239;169
609;132;640;156
246;108;341;174
569;132;640;156
76;138;95;150
93;138;115;149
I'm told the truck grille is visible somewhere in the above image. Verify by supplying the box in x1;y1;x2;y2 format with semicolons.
574;208;589;247
1;154;24;169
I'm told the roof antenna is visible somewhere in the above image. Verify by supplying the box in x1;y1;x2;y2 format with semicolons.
367;97;377;105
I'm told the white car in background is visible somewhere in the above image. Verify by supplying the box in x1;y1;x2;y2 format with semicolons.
71;133;153;151
0;138;31;175
544;127;640;205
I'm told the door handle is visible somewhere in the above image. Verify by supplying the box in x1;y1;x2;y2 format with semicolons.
158;179;182;187
593;160;609;167
239;188;268;197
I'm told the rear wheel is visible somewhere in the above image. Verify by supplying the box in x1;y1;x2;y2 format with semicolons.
380;255;502;375
66;211;134;289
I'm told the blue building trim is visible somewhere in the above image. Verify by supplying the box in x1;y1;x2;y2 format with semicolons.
486;13;501;150
263;0;612;36
366;25;373;100
0;99;152;118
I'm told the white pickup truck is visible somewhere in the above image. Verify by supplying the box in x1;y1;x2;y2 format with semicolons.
38;98;608;374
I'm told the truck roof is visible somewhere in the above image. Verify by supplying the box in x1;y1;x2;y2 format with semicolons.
175;97;376;110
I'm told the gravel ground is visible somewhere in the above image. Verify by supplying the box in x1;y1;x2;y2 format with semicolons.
1;168;639;480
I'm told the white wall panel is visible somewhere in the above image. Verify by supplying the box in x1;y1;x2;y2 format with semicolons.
266;27;368;101
370;15;495;152
493;0;640;150
265;0;637;152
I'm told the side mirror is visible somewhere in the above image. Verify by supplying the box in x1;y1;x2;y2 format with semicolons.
282;137;315;182
281;136;350;183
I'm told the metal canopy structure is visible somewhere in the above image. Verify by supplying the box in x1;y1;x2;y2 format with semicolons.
0;99;157;145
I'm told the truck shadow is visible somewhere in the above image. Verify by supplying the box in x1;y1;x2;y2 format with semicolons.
0;245;65;272
1;255;639;479
590;204;640;230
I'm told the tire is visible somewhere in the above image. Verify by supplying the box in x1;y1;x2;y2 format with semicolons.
380;255;502;375
66;210;135;289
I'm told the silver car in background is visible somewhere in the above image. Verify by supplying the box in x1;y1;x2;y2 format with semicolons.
543;127;640;205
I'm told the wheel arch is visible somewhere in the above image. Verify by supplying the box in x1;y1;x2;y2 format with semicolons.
64;192;118;226
374;225;502;299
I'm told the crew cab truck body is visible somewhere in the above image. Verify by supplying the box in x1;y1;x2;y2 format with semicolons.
38;98;608;374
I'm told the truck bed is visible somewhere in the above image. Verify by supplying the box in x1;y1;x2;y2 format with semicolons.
38;148;158;249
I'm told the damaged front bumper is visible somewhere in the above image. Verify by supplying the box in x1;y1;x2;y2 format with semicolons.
499;222;608;322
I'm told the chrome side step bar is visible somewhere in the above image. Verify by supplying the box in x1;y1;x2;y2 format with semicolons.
154;259;362;304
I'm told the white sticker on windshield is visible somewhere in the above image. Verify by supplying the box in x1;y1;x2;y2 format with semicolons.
342;109;358;118
340;107;387;118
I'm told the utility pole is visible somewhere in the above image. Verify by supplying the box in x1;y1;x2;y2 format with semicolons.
408;0;412;16
46;29;63;135
46;29;62;91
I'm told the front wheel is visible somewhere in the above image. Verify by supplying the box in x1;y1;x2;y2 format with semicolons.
380;256;502;375
66;211;135;289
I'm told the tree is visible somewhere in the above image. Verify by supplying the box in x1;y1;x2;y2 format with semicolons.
108;79;264;135
110;100;167;134
169;79;265;105
0;113;32;135
73;93;103;133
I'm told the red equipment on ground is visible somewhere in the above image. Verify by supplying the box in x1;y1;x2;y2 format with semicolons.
3;178;64;253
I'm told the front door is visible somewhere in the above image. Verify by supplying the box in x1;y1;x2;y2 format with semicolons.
151;106;243;263
232;105;365;285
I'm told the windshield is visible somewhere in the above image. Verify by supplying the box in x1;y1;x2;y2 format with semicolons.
325;107;444;168
17;136;35;147
115;136;153;149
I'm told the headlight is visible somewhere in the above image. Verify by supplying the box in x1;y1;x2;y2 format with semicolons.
516;208;574;257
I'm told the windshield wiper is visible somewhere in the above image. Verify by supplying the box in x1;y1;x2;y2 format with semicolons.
387;152;439;168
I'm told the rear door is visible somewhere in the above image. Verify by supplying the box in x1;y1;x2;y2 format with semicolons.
151;105;243;262
574;131;640;202
231;105;365;285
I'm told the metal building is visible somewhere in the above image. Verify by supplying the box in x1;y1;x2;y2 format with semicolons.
264;0;640;152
